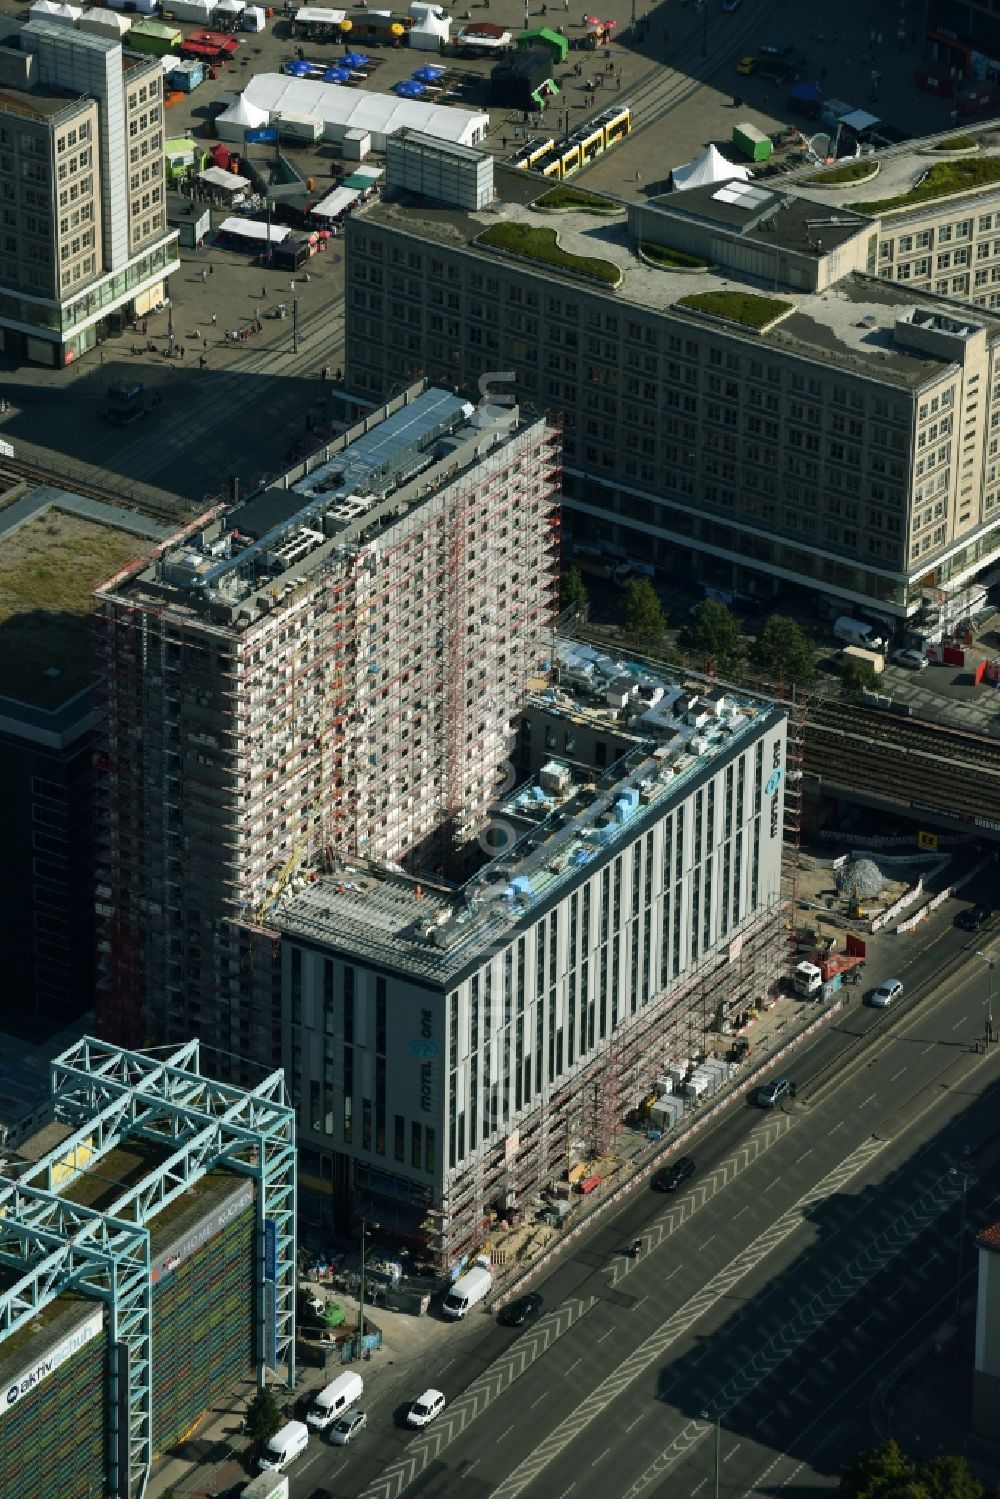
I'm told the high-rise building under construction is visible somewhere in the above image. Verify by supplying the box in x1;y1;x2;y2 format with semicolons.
93;384;560;1068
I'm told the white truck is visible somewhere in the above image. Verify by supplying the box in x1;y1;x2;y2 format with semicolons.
241;1470;290;1499
257;1420;309;1473
305;1370;363;1430
833;616;886;652
442;1263;493;1319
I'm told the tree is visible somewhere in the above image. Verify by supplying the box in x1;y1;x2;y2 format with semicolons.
920;1455;983;1499
751;613;816;686
841;1441;916;1499
245;1386;283;1448
840;655;878;696
839;1443;982;1499
560;565;589;614
679;599;741;670
622;576;667;647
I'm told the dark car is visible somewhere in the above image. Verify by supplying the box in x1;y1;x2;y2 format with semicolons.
756;1077;794;1108
652;1156;696;1192
498;1293;543;1326
956;904;991;931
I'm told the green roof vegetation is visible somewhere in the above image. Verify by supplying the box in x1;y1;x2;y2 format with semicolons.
0;507;151;710
536;185;621;211
856;155;1000;212
930;134;977;150
802;159;878;185
641;241;710;269
677;290;792;328
477;221;622;285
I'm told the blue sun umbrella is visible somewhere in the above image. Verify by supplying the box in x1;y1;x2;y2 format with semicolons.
284;58;317;76
412;63;445;82
324;65;351;82
394;79;426;97
789;81;821;101
342;49;370;67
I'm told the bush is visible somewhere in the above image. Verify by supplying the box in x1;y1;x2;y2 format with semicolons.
803;160;878;185
641;241;710;269
677;291;792;328
856;155;1000;212
537;185;620;211
477;222;622;285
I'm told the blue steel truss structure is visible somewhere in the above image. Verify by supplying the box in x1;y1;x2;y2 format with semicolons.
0;1036;296;1499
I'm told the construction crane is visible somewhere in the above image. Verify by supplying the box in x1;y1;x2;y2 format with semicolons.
254;839;307;927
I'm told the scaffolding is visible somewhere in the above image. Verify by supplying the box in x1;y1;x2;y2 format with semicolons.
0;1036;297;1499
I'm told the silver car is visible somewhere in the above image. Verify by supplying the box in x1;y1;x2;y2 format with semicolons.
891;648;928;670
869;978;903;1008
329;1410;367;1445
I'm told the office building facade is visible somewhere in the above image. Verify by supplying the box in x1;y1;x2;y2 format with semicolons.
0;18;177;364
346;168;1000;620
278;650;787;1263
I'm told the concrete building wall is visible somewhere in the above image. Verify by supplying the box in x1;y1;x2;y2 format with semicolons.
345;214;1000;616
283;713;787;1258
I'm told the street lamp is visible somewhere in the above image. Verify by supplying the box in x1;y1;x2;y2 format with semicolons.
701;1410;721;1499
357;1216;378;1358
975;950;995;1046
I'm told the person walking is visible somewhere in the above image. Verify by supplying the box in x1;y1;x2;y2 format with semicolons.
211;312;217;326
209;263;214;276
201;267;208;283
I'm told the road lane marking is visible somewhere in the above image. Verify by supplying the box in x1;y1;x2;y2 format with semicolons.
625;1415;644;1433
619;1167;963;1499
487;1137;890;1499
733;1206;748;1219
859;1093;877;1108
598;1327;616;1343
723;1443;742;1462
797;1149;813;1162
531;1391;549;1408
952;1017;968;1029
595;1449;611;1464
890;1068;907;1081
497;1426;515;1442
565;1358;581;1373
700;1235;716;1249
463;1460;480;1478
922;1044;936;1054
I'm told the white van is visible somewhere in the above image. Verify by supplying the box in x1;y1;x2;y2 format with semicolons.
442;1264;492;1319
305;1370;363;1430
833;616;886;652
258;1419;309;1472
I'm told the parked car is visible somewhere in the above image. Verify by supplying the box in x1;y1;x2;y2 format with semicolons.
869;978;903;1008
736;54;757;72
956;904;991;931
329;1410;367;1446
498;1293;543;1327
407;1390;446;1428
756;1077;794;1108
652;1156;697;1191
891;648;928;670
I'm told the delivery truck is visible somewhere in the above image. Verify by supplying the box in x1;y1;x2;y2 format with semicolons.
833;615;886;651
442;1264;492;1319
241;1471;290;1499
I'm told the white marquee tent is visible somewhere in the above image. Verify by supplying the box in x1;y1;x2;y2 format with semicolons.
231;72;488;151
409;1;451;50
215;93;270;141
671;142;751;192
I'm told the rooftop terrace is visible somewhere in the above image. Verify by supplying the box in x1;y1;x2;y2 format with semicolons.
360;177;1000;388
275;640;781;983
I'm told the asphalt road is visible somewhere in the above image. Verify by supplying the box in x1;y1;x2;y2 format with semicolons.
281;898;1000;1499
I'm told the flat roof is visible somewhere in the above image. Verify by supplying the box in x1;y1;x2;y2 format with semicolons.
781;122;1000;219
103;387;542;622
358;181;1000;388
0;501;161;709
275;641;781;984
649;177;869;255
0;84;90;121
